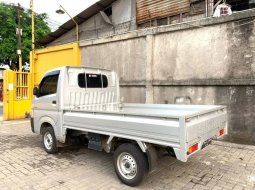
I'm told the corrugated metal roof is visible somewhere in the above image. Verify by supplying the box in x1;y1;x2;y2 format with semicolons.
136;0;190;24
39;0;116;46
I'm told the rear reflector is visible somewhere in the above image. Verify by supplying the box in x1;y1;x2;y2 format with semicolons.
219;129;225;136
188;143;198;155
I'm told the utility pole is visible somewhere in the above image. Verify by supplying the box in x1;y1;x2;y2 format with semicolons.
30;0;35;94
17;3;22;72
31;0;35;52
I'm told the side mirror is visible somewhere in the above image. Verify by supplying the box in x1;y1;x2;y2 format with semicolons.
33;87;39;97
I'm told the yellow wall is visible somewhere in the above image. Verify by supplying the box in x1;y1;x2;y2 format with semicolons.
33;43;80;86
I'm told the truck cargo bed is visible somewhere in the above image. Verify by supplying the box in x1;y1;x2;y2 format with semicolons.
63;103;227;161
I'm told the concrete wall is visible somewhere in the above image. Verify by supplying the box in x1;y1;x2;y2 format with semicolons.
80;9;255;144
81;38;146;81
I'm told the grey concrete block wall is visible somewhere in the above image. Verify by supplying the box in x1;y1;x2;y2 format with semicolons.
79;9;255;144
152;26;230;80
81;38;147;82
120;87;146;103
227;18;255;79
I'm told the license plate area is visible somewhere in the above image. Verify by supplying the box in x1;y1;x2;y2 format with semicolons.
202;139;212;149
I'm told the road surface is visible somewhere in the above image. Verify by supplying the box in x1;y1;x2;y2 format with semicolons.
0;120;254;189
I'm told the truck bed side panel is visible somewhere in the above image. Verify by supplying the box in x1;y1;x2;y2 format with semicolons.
63;111;181;147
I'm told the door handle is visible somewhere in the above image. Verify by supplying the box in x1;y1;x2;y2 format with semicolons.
52;100;57;104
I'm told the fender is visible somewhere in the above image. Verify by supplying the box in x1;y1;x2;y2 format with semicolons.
39;116;56;133
39;116;66;143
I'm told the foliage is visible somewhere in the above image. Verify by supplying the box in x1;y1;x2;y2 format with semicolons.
0;3;50;69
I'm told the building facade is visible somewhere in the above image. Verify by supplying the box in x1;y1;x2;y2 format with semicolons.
40;0;255;46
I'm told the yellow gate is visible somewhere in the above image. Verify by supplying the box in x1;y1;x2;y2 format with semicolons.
3;43;80;120
3;70;32;120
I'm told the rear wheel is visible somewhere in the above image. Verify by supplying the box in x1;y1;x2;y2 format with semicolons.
114;143;147;187
42;126;58;154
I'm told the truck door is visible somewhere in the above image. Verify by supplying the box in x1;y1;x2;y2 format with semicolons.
33;70;60;126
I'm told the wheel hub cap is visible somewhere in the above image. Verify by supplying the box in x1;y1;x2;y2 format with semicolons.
44;132;53;150
117;152;137;180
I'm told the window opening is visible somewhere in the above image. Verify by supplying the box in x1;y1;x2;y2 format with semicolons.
227;0;249;11
39;74;59;97
104;6;112;16
78;73;108;88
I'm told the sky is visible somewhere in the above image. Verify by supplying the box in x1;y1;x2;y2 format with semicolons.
1;0;99;29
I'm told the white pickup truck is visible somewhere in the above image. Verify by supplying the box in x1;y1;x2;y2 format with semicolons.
31;66;227;186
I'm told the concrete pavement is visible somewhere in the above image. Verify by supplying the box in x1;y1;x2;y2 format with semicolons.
0;120;255;189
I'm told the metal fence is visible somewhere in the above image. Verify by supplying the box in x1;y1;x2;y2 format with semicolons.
15;71;31;100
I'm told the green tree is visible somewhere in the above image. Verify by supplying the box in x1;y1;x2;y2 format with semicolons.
0;3;50;69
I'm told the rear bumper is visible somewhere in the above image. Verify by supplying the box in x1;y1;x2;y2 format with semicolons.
30;118;35;133
185;127;227;159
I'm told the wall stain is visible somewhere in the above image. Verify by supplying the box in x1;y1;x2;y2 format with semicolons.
216;86;255;145
227;18;255;78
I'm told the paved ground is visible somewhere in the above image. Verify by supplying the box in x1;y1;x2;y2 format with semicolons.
0;120;255;190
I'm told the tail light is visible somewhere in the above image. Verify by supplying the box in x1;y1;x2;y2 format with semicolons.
188;143;198;155
219;129;225;136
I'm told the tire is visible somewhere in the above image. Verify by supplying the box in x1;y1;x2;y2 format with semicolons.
113;143;148;187
42;126;58;154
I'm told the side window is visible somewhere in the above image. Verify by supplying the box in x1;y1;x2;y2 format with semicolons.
39;75;59;97
78;73;108;88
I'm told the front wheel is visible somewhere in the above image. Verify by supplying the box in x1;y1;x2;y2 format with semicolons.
42;126;58;154
113;143;148;187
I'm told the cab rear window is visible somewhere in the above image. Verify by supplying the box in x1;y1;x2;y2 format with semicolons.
78;73;108;88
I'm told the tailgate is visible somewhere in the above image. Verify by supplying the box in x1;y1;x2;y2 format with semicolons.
185;107;227;154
